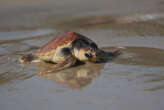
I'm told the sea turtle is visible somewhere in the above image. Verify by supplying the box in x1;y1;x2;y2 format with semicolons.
19;32;120;72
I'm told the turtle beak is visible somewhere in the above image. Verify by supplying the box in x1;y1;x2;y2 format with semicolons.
89;57;97;63
89;56;105;63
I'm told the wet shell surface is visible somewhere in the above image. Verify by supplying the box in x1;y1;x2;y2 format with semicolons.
34;32;91;57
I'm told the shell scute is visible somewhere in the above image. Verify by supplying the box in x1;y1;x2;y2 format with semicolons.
34;32;88;56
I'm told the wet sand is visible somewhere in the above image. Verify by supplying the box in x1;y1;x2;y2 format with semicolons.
0;0;164;110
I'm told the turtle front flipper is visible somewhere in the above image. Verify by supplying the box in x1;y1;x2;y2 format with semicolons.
41;48;77;73
19;54;40;64
100;49;121;57
45;55;76;73
91;49;121;63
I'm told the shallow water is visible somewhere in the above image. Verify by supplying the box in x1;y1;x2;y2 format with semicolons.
1;0;164;110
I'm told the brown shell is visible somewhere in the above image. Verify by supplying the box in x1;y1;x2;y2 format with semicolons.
34;32;90;56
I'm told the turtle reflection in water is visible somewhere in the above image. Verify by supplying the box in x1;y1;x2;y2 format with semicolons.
19;32;120;73
38;62;105;89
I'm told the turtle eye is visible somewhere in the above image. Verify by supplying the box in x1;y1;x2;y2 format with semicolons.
85;53;92;58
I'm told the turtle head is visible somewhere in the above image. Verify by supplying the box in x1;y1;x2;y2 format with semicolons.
73;42;102;63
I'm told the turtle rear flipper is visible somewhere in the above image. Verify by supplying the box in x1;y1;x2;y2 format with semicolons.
19;54;40;64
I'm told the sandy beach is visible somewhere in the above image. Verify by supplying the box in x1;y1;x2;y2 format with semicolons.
0;0;164;110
